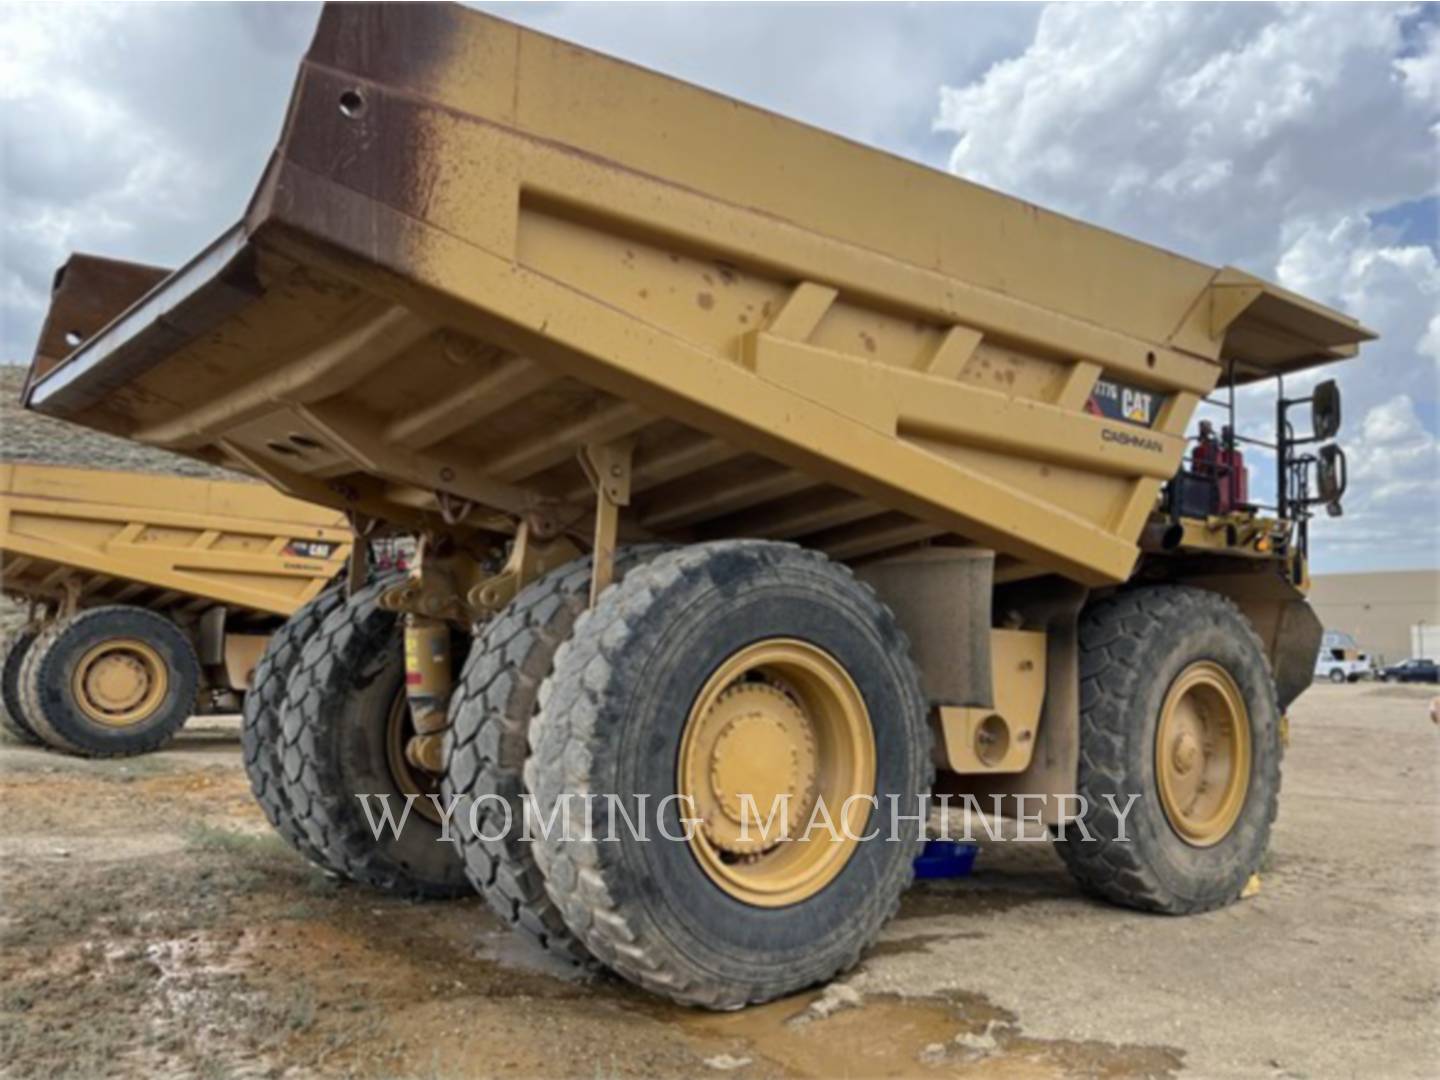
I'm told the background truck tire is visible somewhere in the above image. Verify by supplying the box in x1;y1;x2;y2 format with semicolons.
1;628;42;745
1054;586;1281;914
280;577;469;899
526;541;932;1009
443;546;665;964
242;585;350;869
17;605;201;757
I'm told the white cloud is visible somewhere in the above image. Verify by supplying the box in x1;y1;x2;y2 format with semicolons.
1363;396;1426;445
1274;214;1439;416
935;2;1440;571
0;1;1036;362
937;3;1438;270
1396;14;1440;107
0;2;318;361
1322;394;1440;568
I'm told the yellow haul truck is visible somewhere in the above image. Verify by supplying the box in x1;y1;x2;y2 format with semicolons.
23;5;1371;1007
0;462;350;757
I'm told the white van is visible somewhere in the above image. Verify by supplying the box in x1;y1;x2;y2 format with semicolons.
1315;631;1373;683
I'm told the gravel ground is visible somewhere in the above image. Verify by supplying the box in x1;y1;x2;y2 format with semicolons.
1;681;1435;1078
0;365;238;480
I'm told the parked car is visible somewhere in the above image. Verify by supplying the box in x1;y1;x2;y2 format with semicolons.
1378;659;1439;684
1314;634;1374;683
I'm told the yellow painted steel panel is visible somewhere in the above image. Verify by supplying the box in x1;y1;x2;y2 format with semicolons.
0;463;349;617
21;3;1372;585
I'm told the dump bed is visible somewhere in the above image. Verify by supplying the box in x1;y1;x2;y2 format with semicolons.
23;3;1372;586
0;463;350;621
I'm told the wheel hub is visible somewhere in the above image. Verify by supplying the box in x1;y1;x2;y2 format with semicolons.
698;684;818;856
1170;730;1201;775
85;654;149;712
71;638;168;728
1156;661;1251;847
677;639;876;907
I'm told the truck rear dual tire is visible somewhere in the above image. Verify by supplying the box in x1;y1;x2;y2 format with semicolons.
279;577;469;898
242;586;349;869
1;629;42;745
1054;586;1281;914
526;541;932;1009
15;606;200;757
442;546;666;964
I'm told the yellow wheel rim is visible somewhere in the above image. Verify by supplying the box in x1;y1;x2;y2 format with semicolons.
384;688;442;825
71;638;168;728
679;639;875;907
1155;661;1251;847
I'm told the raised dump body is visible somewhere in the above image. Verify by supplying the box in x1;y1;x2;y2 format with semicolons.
22;5;1368;586
0;463;349;756
21;3;1373;1009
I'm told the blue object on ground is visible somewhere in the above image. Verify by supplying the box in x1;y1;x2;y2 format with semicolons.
912;839;979;880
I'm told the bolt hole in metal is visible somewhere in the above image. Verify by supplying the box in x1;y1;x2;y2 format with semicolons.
973;713;1010;766
338;89;366;119
64;330;84;349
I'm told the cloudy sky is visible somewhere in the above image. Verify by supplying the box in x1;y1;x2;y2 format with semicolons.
1;2;1435;572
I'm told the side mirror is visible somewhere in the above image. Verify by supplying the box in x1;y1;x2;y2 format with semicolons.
1312;380;1342;441
1316;444;1347;505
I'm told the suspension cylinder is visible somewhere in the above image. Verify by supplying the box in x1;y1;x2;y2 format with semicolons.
403;614;453;774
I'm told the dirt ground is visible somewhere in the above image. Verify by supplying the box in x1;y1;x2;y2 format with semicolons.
1;682;1436;1080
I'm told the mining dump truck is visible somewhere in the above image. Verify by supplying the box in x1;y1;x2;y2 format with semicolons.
22;4;1372;1008
0;462;350;756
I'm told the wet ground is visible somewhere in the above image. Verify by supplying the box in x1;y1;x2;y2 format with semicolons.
1;682;1436;1079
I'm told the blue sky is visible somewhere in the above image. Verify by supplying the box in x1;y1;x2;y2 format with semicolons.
1;2;1436;572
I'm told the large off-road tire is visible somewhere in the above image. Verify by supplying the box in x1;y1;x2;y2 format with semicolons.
443;547;665;964
17;606;201;757
1054;586;1281;914
1;628;43;745
280;577;469;898
527;541;932;1009
242;586;349;868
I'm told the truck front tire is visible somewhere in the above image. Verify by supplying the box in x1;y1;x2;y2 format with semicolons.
16;606;200;757
1054;586;1281;914
527;541;931;1009
279;578;469;898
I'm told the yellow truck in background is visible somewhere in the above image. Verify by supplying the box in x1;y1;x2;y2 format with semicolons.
0;462;350;756
22;3;1372;1008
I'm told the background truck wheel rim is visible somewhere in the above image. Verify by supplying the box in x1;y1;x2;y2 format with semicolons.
678;638;875;907
383;690;442;825
71;638;168;728
1156;661;1251;847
